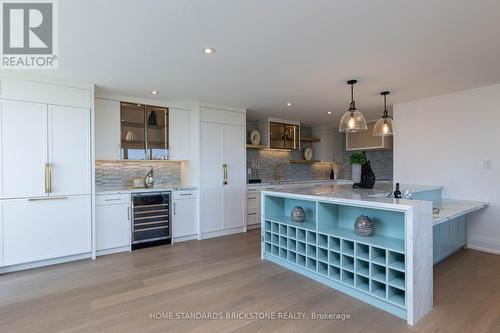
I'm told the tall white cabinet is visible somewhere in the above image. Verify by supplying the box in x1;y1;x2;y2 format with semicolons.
0;76;92;271
200;106;246;238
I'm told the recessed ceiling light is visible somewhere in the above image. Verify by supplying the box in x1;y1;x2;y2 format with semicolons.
150;90;159;95
137;104;142;107
328;111;332;115
286;102;292;107
203;48;216;54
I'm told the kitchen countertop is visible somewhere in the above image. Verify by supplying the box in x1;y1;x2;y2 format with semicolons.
263;183;438;210
96;186;198;195
247;179;352;187
432;199;488;225
263;183;486;225
271;182;442;197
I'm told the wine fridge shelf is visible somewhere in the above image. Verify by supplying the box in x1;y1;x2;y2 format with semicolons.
263;220;407;310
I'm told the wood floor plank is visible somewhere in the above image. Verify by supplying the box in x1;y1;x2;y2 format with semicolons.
0;229;499;333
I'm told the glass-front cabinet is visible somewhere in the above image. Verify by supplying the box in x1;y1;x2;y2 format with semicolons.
269;122;299;150
120;102;169;160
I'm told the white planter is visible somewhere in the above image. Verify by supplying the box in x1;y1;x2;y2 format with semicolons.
352;164;362;183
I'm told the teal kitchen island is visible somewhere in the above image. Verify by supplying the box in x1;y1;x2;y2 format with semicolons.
260;183;486;325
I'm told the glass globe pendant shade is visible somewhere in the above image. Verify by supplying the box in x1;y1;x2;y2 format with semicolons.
373;91;395;136
373;115;395;136
339;79;368;132
339;110;368;132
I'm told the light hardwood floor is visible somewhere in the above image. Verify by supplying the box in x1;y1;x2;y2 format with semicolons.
1;229;499;333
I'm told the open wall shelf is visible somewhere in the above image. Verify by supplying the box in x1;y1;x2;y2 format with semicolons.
262;194;408;319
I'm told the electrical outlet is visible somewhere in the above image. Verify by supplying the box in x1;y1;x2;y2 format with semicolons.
483;160;493;170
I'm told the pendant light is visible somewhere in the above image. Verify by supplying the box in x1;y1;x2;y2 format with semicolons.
373;91;395;136
339;80;367;132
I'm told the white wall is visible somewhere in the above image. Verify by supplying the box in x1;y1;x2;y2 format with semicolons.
394;84;500;254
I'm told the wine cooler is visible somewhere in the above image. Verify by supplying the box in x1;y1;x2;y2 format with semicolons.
131;192;171;250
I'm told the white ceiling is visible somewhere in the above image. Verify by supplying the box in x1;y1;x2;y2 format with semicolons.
21;0;500;126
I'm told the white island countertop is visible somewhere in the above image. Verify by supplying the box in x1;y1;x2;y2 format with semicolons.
432;199;488;225
263;183;437;211
264;183;486;225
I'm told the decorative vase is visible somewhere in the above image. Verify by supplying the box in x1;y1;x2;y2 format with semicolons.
148;111;157;125
291;206;305;222
360;161;376;189
354;215;375;236
352;164;362;183
304;147;313;161
249;129;261;145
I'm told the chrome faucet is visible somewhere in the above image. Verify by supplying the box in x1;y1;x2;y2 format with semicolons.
144;167;154;188
275;163;285;182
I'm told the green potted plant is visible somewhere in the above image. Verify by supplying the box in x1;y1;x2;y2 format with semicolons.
348;152;367;183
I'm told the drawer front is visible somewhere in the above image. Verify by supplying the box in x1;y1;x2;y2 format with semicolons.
173;190;198;200
96;194;130;206
247;211;259;225
247;195;258;210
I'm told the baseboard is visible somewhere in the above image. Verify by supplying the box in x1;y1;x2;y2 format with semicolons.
0;252;92;274
173;234;198;243
201;226;246;239
246;224;261;230
96;246;130;257
467;235;500;255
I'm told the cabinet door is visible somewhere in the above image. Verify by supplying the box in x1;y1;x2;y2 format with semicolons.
223;124;245;187
173;198;197;238
0;100;47;198
200;122;224;232
2;196;91;265
48;106;91;196
201;122;224;188
95;98;121;160
223;124;245;229
146;106;168;160
96;204;130;251
224;187;245;229
169;108;190;160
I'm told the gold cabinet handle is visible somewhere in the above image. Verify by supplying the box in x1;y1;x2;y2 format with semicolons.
29;196;67;201
48;163;52;193
44;163;49;193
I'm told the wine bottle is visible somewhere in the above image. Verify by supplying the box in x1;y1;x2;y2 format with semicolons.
394;183;402;199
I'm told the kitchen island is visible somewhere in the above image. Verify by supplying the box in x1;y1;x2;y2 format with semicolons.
260;183;486;325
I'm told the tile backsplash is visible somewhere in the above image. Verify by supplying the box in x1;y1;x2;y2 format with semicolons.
247;119;392;182
340;135;393;181
95;160;181;191
246;120;335;182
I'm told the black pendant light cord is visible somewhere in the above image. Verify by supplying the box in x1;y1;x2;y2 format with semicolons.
381;91;390;118
347;80;357;111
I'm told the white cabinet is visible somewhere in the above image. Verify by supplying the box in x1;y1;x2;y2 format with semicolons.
312;127;342;162
172;190;198;240
96;194;131;254
169;108;190;160
1;196;91;266
49;105;91;195
0;77;92;270
94;100;191;161
346;121;393;151
200;107;246;238
95;98;121;160
0;100;48;198
0;101;91;199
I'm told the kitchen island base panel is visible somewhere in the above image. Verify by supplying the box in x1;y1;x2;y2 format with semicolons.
261;191;433;326
264;254;407;320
